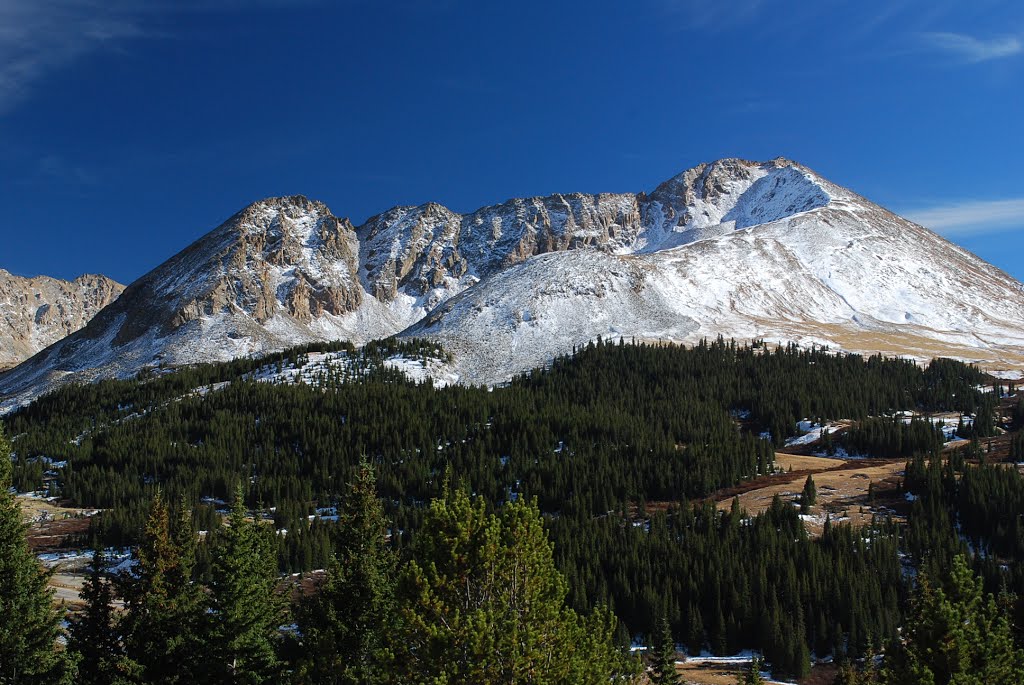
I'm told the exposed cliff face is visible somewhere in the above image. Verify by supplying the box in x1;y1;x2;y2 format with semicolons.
357;191;645;306
0;270;123;369
115;195;362;342
4;158;1024;411
26;195;368;372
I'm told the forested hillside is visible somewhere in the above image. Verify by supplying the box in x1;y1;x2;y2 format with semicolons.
5;338;1021;682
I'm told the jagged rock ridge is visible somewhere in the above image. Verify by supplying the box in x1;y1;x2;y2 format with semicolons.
3;157;1024;411
0;270;123;370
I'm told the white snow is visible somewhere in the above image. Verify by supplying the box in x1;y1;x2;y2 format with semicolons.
785;421;841;447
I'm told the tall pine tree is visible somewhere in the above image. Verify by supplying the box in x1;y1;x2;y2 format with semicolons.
886;554;1024;684
394;485;637;684
117;490;203;684
800;474;817;514
0;425;69;685
296;460;396;685
205;484;285;684
650;615;681;684
68;547;130;685
736;656;766;685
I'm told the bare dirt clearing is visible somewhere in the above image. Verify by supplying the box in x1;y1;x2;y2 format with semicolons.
674;657;837;685
19;495;99;607
714;453;908;535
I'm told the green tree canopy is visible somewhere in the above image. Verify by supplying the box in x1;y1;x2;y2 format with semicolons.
117;491;204;684
651;615;681;684
736;655;766;685
68;547;130;685
394;485;637;684
801;474;817;513
888;554;1024;685
205;484;286;684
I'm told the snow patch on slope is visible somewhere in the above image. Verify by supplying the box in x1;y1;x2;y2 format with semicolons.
640;160;831;252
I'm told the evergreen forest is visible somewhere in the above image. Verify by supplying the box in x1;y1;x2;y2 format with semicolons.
3;338;1023;683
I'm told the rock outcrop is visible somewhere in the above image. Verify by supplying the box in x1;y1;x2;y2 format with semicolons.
0;270;123;369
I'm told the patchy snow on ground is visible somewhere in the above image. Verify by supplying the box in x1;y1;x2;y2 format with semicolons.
37;547;132;571
680;650;797;684
243;349;456;389
382;355;460;386
18;490;59;502
785;421;842;447
799;512;849;527
811;445;867;459
246;350;354;385
37;550;92;567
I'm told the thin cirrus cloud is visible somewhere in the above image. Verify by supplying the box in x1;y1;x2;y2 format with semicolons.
657;0;766;31
0;0;152;115
0;0;319;116
904;198;1024;237
918;31;1022;64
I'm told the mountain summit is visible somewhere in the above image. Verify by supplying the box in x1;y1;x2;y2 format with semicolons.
3;158;1023;409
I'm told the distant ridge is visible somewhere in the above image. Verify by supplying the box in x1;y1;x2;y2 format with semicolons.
0;269;123;370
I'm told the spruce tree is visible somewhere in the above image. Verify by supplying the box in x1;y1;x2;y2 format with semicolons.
0;425;70;685
118;490;203;684
68;548;129;685
650;615;680;683
685;603;704;656
736;655;766;685
834;659;857;685
296;461;395;685
789;608;811;679
171;497;206;678
205;485;285;684
801;474;817;513
394;485;637;684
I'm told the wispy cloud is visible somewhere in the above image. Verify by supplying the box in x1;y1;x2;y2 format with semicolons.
918;31;1022;64
905;198;1024;237
0;1;321;115
657;0;766;31
0;1;155;115
36;153;98;186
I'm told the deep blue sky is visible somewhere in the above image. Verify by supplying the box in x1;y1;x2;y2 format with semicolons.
2;0;1023;284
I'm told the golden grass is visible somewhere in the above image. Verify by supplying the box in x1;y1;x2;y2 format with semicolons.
716;455;907;537
751;319;1024;372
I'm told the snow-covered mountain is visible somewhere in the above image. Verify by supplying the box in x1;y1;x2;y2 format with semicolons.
0;270;123;370
3;157;1024;410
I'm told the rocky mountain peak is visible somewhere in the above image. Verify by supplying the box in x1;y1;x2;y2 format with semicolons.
159;196;362;329
235;194;330;220
4;157;1024;412
639;158;832;250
